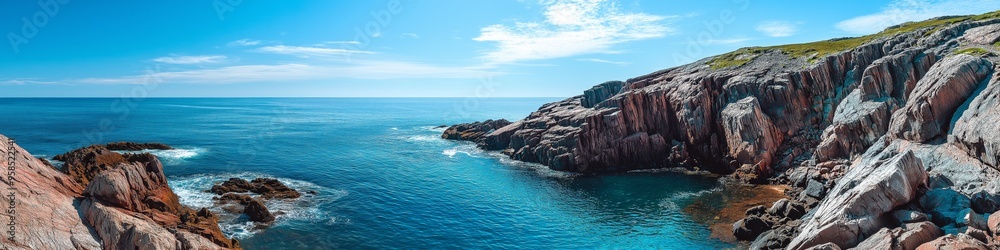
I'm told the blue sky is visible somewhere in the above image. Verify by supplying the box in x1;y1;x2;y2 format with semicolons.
1;0;998;97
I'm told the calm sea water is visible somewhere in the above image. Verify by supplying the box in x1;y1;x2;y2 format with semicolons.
0;98;734;249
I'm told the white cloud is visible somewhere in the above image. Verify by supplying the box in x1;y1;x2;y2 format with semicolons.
836;0;1000;34
322;41;362;45
401;33;419;39
0;78;57;85
578;58;629;66
756;21;797;37
473;0;675;65
74;61;499;84
152;55;227;64
255;45;374;57
228;39;261;46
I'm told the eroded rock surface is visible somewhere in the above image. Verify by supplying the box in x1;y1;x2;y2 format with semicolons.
1;138;239;249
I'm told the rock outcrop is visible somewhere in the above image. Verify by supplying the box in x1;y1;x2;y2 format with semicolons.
211;177;302;199
0;138;239;249
104;141;173;151
209;177;301;224
441;11;1000;249
722;97;784;183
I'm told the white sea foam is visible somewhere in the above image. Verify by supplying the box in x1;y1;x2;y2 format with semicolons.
442;144;482;158
114;148;204;164
407;135;443;143
168;172;347;239
658;187;723;210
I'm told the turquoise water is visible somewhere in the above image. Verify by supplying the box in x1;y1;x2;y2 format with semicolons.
0;98;734;249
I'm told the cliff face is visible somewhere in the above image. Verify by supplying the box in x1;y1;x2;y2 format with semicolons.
0;136;238;249
444;11;1000;250
446;15;1000;176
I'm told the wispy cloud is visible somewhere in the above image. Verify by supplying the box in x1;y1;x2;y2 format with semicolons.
836;0;1000;34
756;21;797;37
152;55;227;64
321;41;361;45
473;0;676;65
74;61;499;84
255;45;374;57
0;78;57;85
228;39;261;46
401;33;419;39
578;58;629;66
705;37;752;45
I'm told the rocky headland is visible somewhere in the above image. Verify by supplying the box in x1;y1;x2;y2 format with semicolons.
0;139;301;249
444;11;1000;249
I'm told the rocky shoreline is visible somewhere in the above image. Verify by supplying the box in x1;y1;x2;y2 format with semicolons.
0;139;300;249
443;11;1000;249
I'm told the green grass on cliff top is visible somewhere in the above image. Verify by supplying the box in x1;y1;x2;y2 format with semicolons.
954;47;991;56
708;10;1000;69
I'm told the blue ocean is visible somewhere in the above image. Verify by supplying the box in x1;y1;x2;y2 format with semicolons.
0;98;736;249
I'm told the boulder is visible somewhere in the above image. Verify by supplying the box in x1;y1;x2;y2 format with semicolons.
734;215;773;241
956;208;989;231
768;198;806;220
849;221;942;250
807;243;842;250
787;150;928;249
888;55;993;143
970;191;1000;214
803;179;827;199
747;205;767;217
989;212;1000;234
916;234;989;250
897;222;945;250
244;198;275;223
893;210;930;224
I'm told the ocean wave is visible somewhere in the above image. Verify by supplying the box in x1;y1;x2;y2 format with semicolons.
406;135;444;143
168;172;348;239
114;148;204;163
442;144;482;158
422;125;448;132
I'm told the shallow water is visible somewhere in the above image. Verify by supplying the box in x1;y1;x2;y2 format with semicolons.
0;98;735;249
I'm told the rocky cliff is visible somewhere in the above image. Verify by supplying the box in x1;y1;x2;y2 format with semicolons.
0;137;239;249
445;11;1000;249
